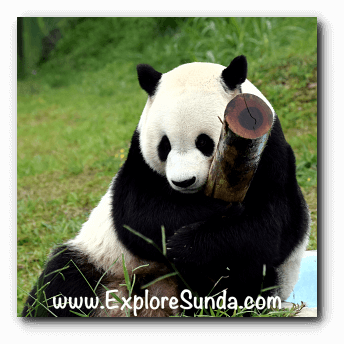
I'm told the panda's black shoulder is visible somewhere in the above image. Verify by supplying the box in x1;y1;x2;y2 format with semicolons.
254;116;297;188
246;116;299;200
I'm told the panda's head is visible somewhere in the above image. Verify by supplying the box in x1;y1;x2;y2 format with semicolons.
136;56;248;194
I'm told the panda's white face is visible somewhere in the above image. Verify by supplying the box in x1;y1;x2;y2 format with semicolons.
138;62;237;194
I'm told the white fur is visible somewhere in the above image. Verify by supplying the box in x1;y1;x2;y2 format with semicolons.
137;62;275;193
68;178;143;275
166;149;209;193
276;210;311;300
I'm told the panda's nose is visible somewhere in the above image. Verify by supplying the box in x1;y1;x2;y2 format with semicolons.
172;177;196;188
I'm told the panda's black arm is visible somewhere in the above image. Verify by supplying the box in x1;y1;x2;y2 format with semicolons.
165;198;283;277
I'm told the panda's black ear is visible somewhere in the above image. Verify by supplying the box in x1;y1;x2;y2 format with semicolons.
136;64;162;97
221;55;247;91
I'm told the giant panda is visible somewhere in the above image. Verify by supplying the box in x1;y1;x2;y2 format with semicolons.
22;55;310;317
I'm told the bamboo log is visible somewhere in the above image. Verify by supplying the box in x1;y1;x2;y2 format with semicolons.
204;93;273;203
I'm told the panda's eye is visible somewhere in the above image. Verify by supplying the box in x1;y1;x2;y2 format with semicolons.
158;135;171;162
196;134;215;157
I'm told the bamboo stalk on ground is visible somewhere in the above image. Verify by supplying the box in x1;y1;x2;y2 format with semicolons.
204;93;274;203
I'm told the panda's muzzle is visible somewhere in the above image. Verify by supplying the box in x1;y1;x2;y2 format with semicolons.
171;177;196;188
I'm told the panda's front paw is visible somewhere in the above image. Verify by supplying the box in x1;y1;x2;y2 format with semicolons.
166;222;204;267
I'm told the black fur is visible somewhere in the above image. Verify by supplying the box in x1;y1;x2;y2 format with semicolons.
112;117;309;308
137;64;162;97
158;135;171;162
22;246;105;317
195;134;215;157
222;55;248;90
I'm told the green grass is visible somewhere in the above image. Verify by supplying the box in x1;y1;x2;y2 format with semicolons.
17;17;317;316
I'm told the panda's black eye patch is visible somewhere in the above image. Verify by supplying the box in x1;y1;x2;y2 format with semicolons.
196;134;215;157
158;135;171;162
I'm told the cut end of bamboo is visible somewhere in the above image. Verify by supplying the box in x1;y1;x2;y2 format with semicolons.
224;93;273;139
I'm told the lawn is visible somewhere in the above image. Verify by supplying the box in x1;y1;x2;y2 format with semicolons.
17;17;317;316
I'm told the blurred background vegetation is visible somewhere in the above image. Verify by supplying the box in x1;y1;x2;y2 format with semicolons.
17;17;317;316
